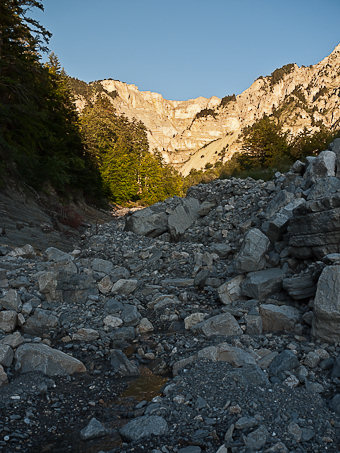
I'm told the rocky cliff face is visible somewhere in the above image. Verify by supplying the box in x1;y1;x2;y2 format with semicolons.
73;43;340;175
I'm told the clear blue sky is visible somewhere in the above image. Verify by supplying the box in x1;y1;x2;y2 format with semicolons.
33;0;340;101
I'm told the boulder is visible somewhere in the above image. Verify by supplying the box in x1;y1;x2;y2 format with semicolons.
80;417;107;440
268;350;299;377
168;197;201;240
283;273;316;300
124;208;168;238
241;268;284;300
198;343;256;367
288;192;340;259
217;275;244;305
0;344;14;367
91;258;114;275
119;415;168;441
304;150;336;180
312;265;340;342
235;229;270;272
260;304;300;332
0;289;22;312
23;308;58;335
0;311;17;333
192;313;242;337
0;365;8;386
109;350;139;377
15;343;86;376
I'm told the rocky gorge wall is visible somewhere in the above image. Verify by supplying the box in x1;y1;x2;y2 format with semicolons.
0;140;340;450
73;43;340;175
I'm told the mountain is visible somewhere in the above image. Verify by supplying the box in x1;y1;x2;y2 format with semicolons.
70;43;340;175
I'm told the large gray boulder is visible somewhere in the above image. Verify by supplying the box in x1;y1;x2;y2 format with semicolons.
241;268;284;300
312;265;340;342
124;208;168;238
283;272;316;300
304;150;336;180
260;304;300;332
192;312;242;337
288;194;340;259
198;343;256;367
120;415;168;441
217;275;244;305
235;229;270;272
15;343;86;376
168;197;201;240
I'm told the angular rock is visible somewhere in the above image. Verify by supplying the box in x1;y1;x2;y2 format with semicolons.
119;415;168;441
0;344;14;367
45;247;72;262
0;331;24;348
110;349;139;376
312;265;340;342
244;425;269;450
198;343;256;367
137;318;154;334
260;304;300;332
125;208;168;238
37;271;59;300
168;197;200;240
0;311;17;333
304;150;336;180
235;228;270;272
245;313;263;335
9;244;35;258
91;258;114;275
184;313;207;330
72;328;99;341
0;364;8;387
192;313;242;337
218;275;244;305
98;275;113;294
241;268;284;300
15;343;86;376
283;273;316;300
0;289;22;312
268;350;299;377
111;279;138;295
80;417;107;440
23;308;58;335
103;315;123;328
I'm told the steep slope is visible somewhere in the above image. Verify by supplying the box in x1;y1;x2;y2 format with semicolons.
71;43;340;175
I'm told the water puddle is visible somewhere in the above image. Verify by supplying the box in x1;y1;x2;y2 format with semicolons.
122;369;168;402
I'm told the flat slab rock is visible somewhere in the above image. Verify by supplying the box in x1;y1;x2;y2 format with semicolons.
15;343;86;376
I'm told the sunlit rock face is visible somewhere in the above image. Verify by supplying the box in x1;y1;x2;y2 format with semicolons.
74;43;340;175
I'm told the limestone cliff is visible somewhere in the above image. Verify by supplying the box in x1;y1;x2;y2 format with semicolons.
72;43;340;175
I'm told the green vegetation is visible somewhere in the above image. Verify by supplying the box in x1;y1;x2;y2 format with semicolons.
194;108;217;120
269;63;295;86
0;0;183;206
0;0;103;200
79;97;183;205
219;94;236;108
184;116;339;187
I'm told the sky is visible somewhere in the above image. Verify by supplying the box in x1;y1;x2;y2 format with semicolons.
32;0;340;101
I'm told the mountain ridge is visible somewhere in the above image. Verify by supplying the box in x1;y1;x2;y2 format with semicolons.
71;43;340;175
